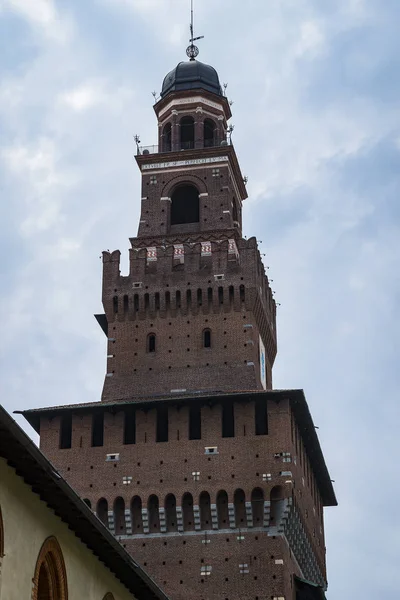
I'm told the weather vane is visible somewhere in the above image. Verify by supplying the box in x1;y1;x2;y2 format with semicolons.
186;0;204;60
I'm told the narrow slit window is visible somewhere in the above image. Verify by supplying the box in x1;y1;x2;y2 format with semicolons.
176;290;181;309
186;289;192;307
203;329;211;349
91;412;104;447
134;294;139;312
207;287;213;305
240;285;245;303
218;286;224;304
59;413;72;449
113;296;118;314
197;288;202;306
147;334;156;353
123;294;129;315
155;292;160;311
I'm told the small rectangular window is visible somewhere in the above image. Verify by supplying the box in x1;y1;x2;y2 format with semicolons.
59;413;72;449
123;408;136;445
255;398;268;435
189;405;201;440
222;402;235;438
92;412;104;447
156;406;168;442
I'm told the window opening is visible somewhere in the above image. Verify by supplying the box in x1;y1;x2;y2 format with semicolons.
216;490;229;528
218;286;224;304
171;184;199;225
182;493;195;531
148;495;160;531
97;498;108;526
240;285;245;303
123;294;129;315
255;399;268;435
204;119;215;148
199;491;212;529
251;488;264;525
59;413;72;449
186;289;192;308
165;494;178;532
229;285;234;304
189;404;201;439
207;287;213;305
163;122;172;152
147;333;156;353
165;290;171;310
134;294;139;312
156;406;169;442
203;329;211;349
222;402;235;438
197;288;203;306
232;199;239;223
144;293;149;310
176;290;181;309
113;296;118;314
92;412;104;447
180;116;195;149
234;489;246;526
155;292;160;311
131;496;143;533
124;407;136;444
114;497;126;534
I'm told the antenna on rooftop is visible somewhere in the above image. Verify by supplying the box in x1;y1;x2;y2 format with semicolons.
186;0;204;61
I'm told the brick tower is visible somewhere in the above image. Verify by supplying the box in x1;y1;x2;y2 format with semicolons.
21;50;337;600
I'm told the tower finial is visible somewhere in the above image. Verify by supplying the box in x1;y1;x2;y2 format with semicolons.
186;0;204;61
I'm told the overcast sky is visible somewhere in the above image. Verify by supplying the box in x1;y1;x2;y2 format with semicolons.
1;0;399;598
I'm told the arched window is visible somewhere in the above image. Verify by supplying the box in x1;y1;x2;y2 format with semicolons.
234;489;246;527
32;536;68;600
232;198;239;223
218;286;224;304
216;490;229;528
204;119;215;147
203;328;211;348
186;289;192;308
133;294;139;312
114;497;126;535
83;498;91;508
171;184;199;225
102;594;115;600
148;495;160;531
123;295;129;316
199;491;211;529
180;116;194;149
147;333;156;353
131;496;143;534
270;486;285;525
182;493;195;531
197;288;203;306
96;498;108;527
165;494;178;532
162;122;172;152
251;488;264;526
113;296;118;314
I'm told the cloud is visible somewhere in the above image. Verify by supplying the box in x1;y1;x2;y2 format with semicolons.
0;0;72;41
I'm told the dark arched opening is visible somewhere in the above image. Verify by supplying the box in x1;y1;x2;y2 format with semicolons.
147;333;156;353
234;489;246;527
251;488;264;526
182;493;195;531
165;494;178;532
171;184;199;225
96;498;108;527
199;491;212;530
270;486;285;525
148;495;160;531
216;490;229;528
114;497;126;535
162;122;172;152
131;496;143;534
180;116;195;149
203;328;211;348
204;119;215;148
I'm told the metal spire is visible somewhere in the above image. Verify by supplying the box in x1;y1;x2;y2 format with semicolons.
186;0;204;60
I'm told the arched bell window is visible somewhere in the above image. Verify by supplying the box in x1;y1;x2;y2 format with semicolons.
162;122;172;152
171;184;199;225
180;116;195;149
204;118;216;148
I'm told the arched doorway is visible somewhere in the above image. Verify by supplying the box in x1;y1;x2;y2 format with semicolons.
32;536;68;600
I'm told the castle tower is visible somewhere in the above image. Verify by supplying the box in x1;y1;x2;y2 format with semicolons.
20;50;336;600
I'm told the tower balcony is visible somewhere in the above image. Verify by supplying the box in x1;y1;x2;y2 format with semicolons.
136;138;232;156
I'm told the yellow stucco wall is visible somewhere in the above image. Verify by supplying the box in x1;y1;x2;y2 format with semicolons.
0;457;137;600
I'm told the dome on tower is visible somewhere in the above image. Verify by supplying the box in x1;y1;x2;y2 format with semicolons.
160;60;223;99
